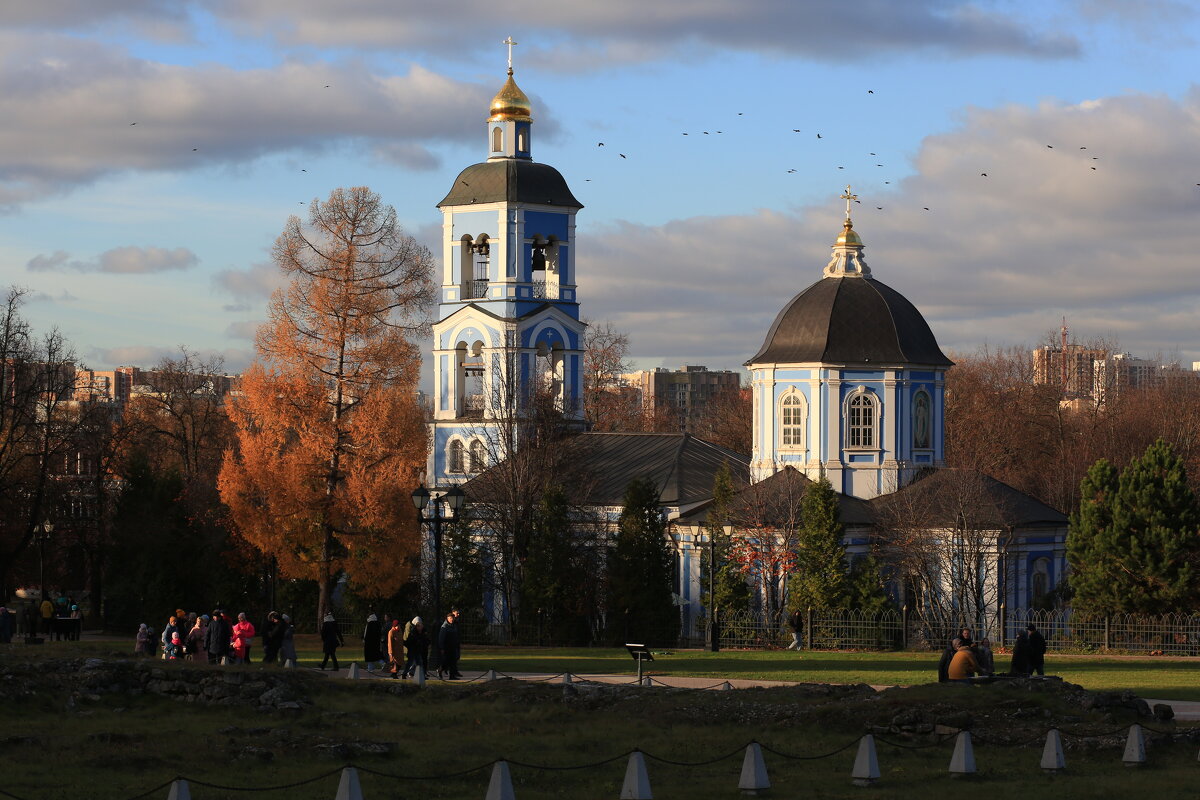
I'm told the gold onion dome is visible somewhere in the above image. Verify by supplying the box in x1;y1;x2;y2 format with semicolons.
836;218;863;247
488;69;532;122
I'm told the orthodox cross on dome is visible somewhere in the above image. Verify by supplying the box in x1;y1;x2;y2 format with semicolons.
503;36;518;72
840;185;857;220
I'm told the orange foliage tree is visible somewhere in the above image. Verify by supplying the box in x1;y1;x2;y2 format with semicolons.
219;187;435;622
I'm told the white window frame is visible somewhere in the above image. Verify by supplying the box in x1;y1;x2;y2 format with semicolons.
844;388;878;450
447;438;465;474
778;390;807;450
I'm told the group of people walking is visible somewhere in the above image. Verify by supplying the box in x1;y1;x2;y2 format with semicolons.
136;609;296;666
132;606;464;678
939;623;1048;681
357;609;462;680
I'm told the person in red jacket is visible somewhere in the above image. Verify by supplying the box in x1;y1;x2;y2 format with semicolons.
231;612;256;664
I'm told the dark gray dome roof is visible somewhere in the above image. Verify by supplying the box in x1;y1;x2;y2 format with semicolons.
438;160;582;209
747;276;952;367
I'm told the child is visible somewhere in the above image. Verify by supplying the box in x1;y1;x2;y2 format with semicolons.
165;631;183;660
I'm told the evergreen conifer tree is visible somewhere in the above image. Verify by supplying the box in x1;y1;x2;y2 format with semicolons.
520;485;593;644
786;476;849;611
608;478;679;645
1068;440;1200;613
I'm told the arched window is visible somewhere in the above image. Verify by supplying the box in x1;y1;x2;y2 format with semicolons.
469;439;487;473
492;127;503;152
447;440;465;474
780;393;805;449
517;129;528;152
846;392;876;449
912;390;931;449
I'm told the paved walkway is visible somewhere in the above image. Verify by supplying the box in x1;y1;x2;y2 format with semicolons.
336;665;1200;720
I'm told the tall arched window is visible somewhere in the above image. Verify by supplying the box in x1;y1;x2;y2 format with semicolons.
447;440;465;474
1031;557;1051;603
492;127;503;152
846;392;877;449
912;389;931;449
780;393;805;449
469;439;487;473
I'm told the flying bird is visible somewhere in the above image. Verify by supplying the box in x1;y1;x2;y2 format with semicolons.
816;133;822;139
192;148;197;151
737;112;744;115
324;85;330;88
130;122;137;126
981;173;988;177
923;207;930;211
793;129;801;132
682;132;689;135
703;131;709;134
787;169;797;173
1091;167;1097;170
619;153;626;158
867;89;874;94
1080;146;1087;150
869;152;876;156
597;142;605;146
302;169;308;172
876;207;883;210
1046;145;1054;149
838;166;844;169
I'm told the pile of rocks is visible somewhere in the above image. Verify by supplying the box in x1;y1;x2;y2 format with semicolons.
0;656;320;712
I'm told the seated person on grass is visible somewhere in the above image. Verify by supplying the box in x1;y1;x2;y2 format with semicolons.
947;645;980;682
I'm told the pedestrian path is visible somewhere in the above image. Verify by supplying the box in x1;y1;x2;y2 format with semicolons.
338;665;1199;720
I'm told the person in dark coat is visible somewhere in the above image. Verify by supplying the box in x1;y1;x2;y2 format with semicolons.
279;615;298;666
402;617;428;679
262;612;285;663
1027;624;1047;675
437;611;461;680
363;614;383;671
786;608;803;651
205;609;232;665
320;613;344;670
1009;629;1031;676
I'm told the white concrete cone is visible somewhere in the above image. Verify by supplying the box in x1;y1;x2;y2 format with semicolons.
1123;724;1146;767
1040;729;1066;773
851;734;880;786
949;731;977;776
283;659;295;669
346;662;360;680
718;681;733;691
335;766;365;800
415;665;426;687
738;742;770;794
620;751;652;799
166;779;191;800
485;669;499;682
562;672;573;685
485;761;516;800
641;676;654;687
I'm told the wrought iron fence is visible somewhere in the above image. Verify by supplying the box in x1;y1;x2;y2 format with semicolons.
332;606;1200;654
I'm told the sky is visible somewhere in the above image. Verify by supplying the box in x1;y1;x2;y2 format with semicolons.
2;0;1200;385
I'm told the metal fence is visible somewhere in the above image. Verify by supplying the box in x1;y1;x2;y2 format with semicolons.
333;607;1200;654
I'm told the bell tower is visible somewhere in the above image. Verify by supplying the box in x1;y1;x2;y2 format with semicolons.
428;42;587;484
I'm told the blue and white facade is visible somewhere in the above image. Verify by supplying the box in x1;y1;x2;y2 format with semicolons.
747;215;950;499
428;69;586;484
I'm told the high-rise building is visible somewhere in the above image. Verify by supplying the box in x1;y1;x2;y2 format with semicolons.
619;365;742;432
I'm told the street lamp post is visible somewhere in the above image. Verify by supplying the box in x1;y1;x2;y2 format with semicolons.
689;522;728;653
410;485;466;627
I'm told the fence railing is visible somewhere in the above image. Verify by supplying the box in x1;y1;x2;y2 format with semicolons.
328;607;1200;654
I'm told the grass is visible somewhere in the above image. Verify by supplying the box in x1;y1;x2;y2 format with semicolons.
300;644;1200;701
2;639;1199;799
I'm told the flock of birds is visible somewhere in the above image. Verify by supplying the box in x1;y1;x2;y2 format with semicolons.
127;83;1200;215
580;90;1200;215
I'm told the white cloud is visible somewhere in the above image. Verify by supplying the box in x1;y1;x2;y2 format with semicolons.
0;35;496;208
576;89;1200;368
26;245;198;274
213;260;287;301
87;343;254;372
208;0;1078;62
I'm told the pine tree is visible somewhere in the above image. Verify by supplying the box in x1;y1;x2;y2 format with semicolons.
520;485;594;644
1068;440;1200;613
608;478;679;645
786;476;849;612
701;462;750;621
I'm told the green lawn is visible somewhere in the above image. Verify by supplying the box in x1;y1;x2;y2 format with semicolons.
3;640;1198;800
293;644;1200;701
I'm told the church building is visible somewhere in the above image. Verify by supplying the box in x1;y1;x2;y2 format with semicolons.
427;60;586;484
436;52;1068;636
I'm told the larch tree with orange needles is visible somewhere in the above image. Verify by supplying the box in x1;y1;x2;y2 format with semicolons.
219;187;436;622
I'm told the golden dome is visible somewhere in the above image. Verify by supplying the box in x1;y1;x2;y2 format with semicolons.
488;69;532;122
835;219;863;247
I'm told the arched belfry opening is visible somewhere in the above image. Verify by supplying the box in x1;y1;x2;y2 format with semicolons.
531;235;559;299
456;340;486;418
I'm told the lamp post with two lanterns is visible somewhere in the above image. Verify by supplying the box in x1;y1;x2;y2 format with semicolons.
410;485;466;627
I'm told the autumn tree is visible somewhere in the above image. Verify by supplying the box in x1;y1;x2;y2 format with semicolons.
219;187;435;622
690;383;752;454
582;319;639;432
1067;440;1200;613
